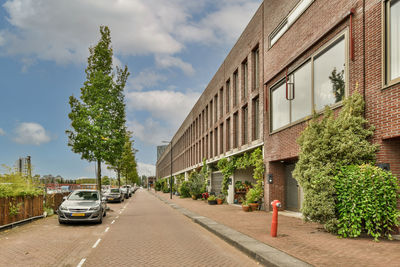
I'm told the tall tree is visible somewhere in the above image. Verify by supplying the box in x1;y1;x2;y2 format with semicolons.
121;131;139;185
66;26;129;191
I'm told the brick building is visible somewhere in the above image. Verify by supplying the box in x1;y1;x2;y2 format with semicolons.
156;0;400;212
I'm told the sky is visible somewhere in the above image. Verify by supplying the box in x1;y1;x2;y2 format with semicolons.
0;0;262;179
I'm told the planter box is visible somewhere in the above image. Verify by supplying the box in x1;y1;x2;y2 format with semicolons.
208;200;217;205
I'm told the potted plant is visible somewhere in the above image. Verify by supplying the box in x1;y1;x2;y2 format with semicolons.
242;200;250;212
202;192;209;200
189;171;203;200
207;195;217;205
246;187;262;211
216;194;224;205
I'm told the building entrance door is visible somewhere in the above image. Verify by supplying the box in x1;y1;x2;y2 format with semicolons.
211;172;223;194
285;163;300;211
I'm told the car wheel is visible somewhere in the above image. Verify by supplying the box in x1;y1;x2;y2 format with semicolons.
97;212;103;224
58;219;64;224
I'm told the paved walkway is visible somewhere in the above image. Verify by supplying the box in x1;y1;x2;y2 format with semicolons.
83;189;259;266
154;190;400;267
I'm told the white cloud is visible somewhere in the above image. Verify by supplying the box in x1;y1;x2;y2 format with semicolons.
126;90;200;127
155;55;194;76
1;0;261;72
0;128;5;136
128;70;167;91
13;122;51;145
127;118;173;146
137;162;155;177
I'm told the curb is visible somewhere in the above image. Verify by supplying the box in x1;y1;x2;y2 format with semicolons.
151;192;312;267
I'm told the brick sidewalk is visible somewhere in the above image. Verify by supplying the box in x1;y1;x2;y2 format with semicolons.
154;190;400;267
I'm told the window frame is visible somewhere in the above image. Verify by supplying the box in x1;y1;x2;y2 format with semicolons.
269;29;349;133
383;0;400;87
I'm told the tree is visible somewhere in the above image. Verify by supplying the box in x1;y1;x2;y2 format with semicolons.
102;176;110;185
66;26;129;191
293;92;378;232
121;131;139;185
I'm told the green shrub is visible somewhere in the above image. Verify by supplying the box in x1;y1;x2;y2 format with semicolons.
155;179;162;191
293;92;378;231
245;187;263;203
0;172;44;197
188;171;204;197
335;164;400;240
179;181;191;198
208;195;216;201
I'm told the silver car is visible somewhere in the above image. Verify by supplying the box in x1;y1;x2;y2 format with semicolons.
58;190;107;224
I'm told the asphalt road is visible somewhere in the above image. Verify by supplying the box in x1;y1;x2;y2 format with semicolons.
0;190;258;267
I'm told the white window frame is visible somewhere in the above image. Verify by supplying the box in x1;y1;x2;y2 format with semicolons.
383;0;400;86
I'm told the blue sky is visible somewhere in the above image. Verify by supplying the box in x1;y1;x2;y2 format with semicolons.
0;0;262;179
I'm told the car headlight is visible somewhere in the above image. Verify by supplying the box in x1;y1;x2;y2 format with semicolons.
89;205;101;211
59;205;68;211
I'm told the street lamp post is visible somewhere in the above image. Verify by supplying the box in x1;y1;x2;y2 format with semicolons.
162;140;173;199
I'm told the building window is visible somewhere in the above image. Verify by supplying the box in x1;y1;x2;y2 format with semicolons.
242;59;248;100
385;0;400;84
214;128;218;156
253;47;260;91
270;32;346;132
209;100;213;128
226;118;231;151
233;112;239;148
205;106;208;130
226;80;230;113
314;35;346;111
210;131;213;158
242;105;248;145
269;0;314;47
219;88;224;118
234;70;239;106
252;97;260;140
214;95;218;123
220;123;224;155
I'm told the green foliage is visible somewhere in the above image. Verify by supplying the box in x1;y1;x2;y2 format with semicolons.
208;195;216;201
245;187;263;203
329;68;345;103
155;179;163;191
0;172;44;197
188;171;204;197
66;25;129;189
179;181;191;198
335;164;400;240
121;132;139;185
162;179;170;193
9;202;22;216
293;92;378;231
217;148;264;198
200;158;210;192
101;176;110;185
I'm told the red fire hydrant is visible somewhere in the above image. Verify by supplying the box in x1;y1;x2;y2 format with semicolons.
270;200;281;237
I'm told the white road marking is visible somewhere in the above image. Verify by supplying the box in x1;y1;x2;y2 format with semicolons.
92;238;101;248
119;211;122;214
116;216;119;219
105;227;110;233
77;258;86;267
111;220;115;224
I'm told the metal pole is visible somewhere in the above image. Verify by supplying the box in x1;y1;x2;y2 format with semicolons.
170;142;173;199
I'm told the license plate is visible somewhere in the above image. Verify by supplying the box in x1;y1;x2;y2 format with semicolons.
71;213;85;216
108;198;114;200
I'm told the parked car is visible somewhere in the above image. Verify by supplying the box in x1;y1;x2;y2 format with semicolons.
122;185;132;197
120;187;130;199
58;190;106;224
105;188;125;203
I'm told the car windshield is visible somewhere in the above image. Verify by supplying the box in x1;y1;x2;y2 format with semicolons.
69;191;99;201
110;189;119;193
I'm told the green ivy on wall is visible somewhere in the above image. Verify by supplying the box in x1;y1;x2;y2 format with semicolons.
217;148;264;197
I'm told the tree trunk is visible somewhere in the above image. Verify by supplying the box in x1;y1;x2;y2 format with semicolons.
117;169;121;188
97;159;102;191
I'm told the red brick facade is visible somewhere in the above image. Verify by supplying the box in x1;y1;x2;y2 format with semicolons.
157;0;400;214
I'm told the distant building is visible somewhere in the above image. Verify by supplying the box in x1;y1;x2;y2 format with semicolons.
157;145;168;161
15;156;31;177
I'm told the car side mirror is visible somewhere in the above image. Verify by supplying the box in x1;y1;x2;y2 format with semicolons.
101;197;106;202
63;196;67;201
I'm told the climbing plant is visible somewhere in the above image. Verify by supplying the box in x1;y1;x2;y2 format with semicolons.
217;148;264;197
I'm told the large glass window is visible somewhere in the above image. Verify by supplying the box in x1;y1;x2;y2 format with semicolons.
271;81;290;131
253;97;260;140
292;61;312;122
234;112;239;148
386;0;400;82
270;33;346;132
314;36;346;110
253;47;260;91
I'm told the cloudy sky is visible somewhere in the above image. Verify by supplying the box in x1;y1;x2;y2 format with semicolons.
0;0;262;179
